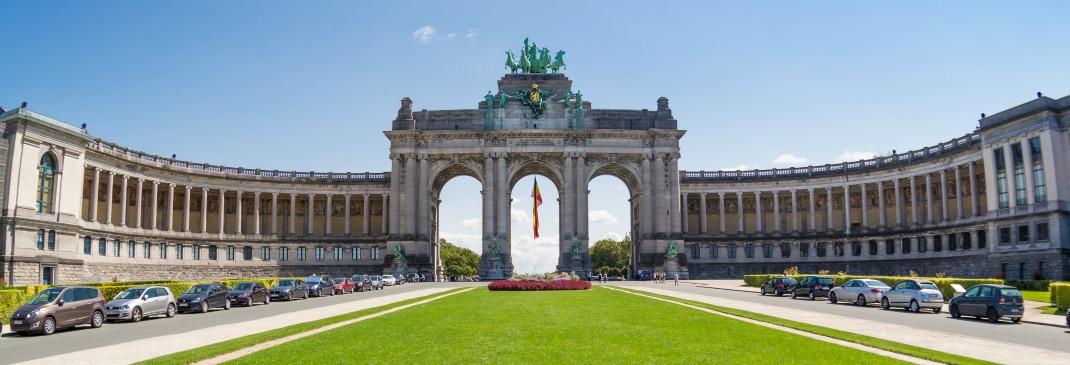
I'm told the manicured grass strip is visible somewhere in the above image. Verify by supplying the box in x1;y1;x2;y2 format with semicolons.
613;287;997;365
224;287;911;365
1036;305;1067;316
1021;290;1050;303
136;288;466;365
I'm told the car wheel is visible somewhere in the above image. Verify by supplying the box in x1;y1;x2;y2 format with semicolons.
950;304;961;318
287;292;293;301
791;290;797;300
829;292;837;304
132;307;143;322
264;295;270;305
856;294;866;306
1011;317;1020;323
223;299;231;310
246;298;253;307
809;291;815;301
881;297;890;310
42;316;56;335
200;301;210;313
330;289;336;296
987;308;999;323
303;291;309;299
933;307;941;314
774;289;781;296
166;304;176;318
909;300;920;313
91;311;104;328
760;287;766;296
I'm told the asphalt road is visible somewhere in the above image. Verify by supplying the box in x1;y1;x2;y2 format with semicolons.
616;281;1070;354
0;282;481;364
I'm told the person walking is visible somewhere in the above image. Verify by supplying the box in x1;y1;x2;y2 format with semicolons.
673;272;679;286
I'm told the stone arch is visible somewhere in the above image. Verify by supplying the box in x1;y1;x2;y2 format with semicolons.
586;159;642;196
507;159;564;191
428;157;485;198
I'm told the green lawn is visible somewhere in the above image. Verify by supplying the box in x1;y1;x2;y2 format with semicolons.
226;287;911;365
1021;290;1050;303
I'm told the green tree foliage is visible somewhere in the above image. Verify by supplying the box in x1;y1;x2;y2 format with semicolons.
590;235;631;277
440;239;479;277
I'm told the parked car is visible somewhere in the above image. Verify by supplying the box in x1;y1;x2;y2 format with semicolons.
9;286;106;335
759;277;797;296
177;283;231;313
230;282;270;307
1066;309;1069;328
394;274;406;285
350;275;371;292
367;275;385;290
829;279;890;306
381;274;398;286
882;279;943;313
305;275;335;297
332;278;355;294
792;276;834;300
105;286;177;322
638;270;653;281
949;284;1024;323
406;273;423;283
269;279;309;301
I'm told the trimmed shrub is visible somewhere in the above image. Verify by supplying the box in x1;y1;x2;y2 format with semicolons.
1050;282;1070;310
1;289;28;323
488;280;591;291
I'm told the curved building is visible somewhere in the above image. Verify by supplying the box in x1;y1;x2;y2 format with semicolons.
1;71;1067;285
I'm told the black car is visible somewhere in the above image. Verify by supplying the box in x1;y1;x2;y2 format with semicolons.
792;276;834;300
760;277;798;296
177;283;230;313
350;275;373;292
406;273;423;283
305;275;335;297
229;282;270;307
269;279;309;301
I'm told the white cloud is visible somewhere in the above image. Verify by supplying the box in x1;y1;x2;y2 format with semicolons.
466;29;479;39
588;210;619;224
446;32;457;40
835;150;876;163
460;218;481;230
721;164;755;171
771;153;808;166
511;208;530;223
604;232;624;241
439;231;482;252
412;25;437;43
510;233;561;274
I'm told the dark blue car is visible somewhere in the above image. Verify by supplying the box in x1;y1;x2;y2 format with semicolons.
949;284;1023;323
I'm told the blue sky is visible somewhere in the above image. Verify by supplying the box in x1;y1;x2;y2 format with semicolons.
3;1;1068;273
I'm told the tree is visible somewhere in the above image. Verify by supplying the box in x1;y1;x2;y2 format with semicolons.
590;235;630;277
440;239;479;277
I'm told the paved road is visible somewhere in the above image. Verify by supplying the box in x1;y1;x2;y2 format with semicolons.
0;282;480;364
615;281;1070;354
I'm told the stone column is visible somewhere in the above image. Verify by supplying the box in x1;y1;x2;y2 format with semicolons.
119;176;129;227
166;183;175;231
654;154;666;235
843;185;851;233
418;154;430;236
737;192;744;234
681;193;689;234
717;192;726;234
773;191;781;234
381;193;389;235
325;194;332;236
1003;142;1017;207
151;181;159;230
969;162;980;216
925;173;934;224
669;155;682;236
877;181;886;230
234;190;243;235
271;192;278;235
754;191;763;233
406;154;418;236
307;193;315;235
497;153;509;238
183;186;192;232
484;153;497;238
906;177;914;227
200;187;208;233
218;189;226;234
954;166;964;220
389;154;402;235
640;154;652;235
135;179;145;229
808;188;816;231
860;183;868;231
699;192;708;234
253;191;261;235
576;153;589;239
105;172;114;224
363;193;371;236
790;190;798;233
1022;144;1035;205
289;193;297;235
90;167;100;223
825;187;833;232
344;194;351;236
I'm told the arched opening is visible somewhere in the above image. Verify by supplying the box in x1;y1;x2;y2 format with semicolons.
37;153;57;213
587;175;632;279
509;174;560;274
430;161;485;281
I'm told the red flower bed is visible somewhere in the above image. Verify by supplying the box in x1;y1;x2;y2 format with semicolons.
487;280;591;291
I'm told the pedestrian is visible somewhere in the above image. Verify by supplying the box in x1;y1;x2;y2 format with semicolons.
673;272;679;286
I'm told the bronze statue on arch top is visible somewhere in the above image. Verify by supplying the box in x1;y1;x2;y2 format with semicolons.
505;37;565;74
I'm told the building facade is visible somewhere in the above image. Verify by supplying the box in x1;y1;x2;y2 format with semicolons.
1;71;1068;285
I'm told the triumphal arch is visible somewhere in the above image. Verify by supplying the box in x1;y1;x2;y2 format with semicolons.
385;41;685;279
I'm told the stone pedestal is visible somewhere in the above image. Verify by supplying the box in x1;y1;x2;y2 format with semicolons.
569;258;585;277
393;259;408;277
486;256;504;280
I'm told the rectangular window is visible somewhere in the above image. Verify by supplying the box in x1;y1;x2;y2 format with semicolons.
978;229;987;248
176;244;184;260
297;246;307;261
1029;137;1046;203
1011;143;1026;206
209;245;218;260
114;239;121;257
261;246;270;261
371;246;379;260
37;229;44;250
160;243;167;259
128;241;136;258
868;240;878;256
948;234;958;251
709;245;718;259
1036;222;1049;242
745;244;755;259
352;247;361;260
885;239;895;255
781;243;792;258
243;246;253;260
99;238;107;256
1017;225;1030;243
727;244;737;259
901;238;911;254
851;241;862;256
994;148;1008;208
815;242;826;257
84;236;92;254
998;227;1011;245
226;246;235;260
143;242;151;258
279;247;289;261
315;247;325;261
762;244;773;259
917;236;927;253
193;244;201;260
334;247;344;261
47;230;55;250
934;235;943;252
799;242;809;257
961;232;972;250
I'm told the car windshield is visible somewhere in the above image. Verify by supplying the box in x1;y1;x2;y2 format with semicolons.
1000;288;1022;297
370;276;380;280
783;278;797;284
29;288;63;304
185;285;212;294
333;279;345;284
919;283;939;290
306;277;322;283
817;278;834;285
277;280;295;287
116;288;146;299
864;280;888;287
233;283;254;291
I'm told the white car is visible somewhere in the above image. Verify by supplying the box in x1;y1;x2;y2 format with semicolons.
381;275;397;286
828;279;890;306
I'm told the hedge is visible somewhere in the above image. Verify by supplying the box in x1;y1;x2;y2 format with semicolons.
744;274;1004;302
1051;282;1070;310
1;290;28;323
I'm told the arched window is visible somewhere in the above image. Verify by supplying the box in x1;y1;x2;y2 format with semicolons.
37;154;57;213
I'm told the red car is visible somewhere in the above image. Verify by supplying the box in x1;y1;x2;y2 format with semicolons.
332;278;355;294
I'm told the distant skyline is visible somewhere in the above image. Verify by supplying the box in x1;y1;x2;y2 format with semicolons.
3;1;1068;273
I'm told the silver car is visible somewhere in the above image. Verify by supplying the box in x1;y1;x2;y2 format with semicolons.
105;286;177;322
882;279;944;313
829;279;890;306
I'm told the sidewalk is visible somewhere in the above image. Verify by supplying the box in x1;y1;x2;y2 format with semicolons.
684;279;1068;327
17;288;455;365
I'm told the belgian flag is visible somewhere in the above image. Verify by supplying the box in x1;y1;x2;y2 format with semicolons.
531;177;542;238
